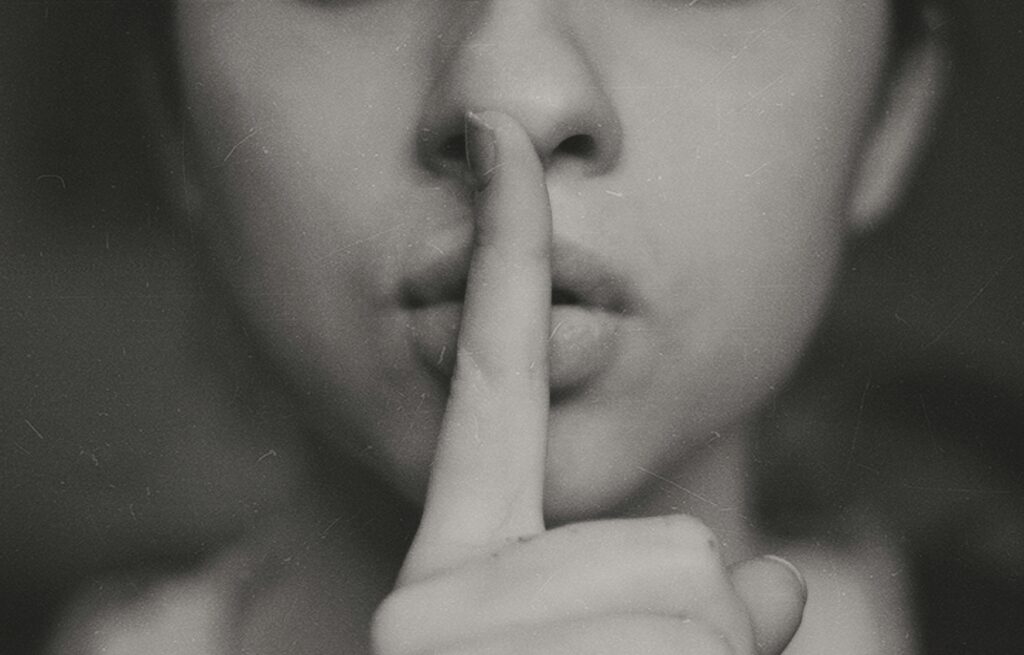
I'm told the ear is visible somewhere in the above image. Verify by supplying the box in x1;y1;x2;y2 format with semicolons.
847;9;949;232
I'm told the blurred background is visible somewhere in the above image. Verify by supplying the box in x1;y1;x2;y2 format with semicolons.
2;1;1022;653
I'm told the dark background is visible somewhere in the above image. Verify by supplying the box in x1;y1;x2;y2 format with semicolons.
2;1;1022;653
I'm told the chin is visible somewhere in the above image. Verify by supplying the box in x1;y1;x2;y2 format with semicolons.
537;411;685;525
539;447;672;525
359;412;655;527
541;473;634;525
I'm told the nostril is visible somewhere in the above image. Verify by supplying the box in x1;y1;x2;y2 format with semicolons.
551;288;581;305
555;134;597;160
421;126;608;178
439;133;467;163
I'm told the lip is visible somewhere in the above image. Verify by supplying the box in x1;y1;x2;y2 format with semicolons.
401;239;638;394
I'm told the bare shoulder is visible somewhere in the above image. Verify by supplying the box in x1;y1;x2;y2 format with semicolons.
776;529;919;655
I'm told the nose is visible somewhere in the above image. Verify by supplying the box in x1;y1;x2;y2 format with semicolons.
416;1;622;182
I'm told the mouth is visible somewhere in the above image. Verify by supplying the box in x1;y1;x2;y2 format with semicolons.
401;241;637;395
401;241;634;314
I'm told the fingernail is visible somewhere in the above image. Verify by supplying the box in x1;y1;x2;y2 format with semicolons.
763;554;807;601
466;111;498;190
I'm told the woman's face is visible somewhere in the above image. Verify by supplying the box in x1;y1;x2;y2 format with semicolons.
175;0;893;519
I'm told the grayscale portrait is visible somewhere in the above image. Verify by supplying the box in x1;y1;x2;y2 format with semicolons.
2;1;1021;653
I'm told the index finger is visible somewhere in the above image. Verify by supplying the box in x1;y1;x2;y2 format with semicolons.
400;111;552;584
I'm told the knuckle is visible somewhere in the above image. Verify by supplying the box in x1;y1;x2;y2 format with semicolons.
696;630;738;655
670;620;738;655
645;515;731;592
371;577;484;655
657;514;724;564
660;513;718;546
618;616;738;655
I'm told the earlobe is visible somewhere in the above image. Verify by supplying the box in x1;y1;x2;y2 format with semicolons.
847;11;949;233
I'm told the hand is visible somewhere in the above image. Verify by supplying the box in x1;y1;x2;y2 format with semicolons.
372;111;806;655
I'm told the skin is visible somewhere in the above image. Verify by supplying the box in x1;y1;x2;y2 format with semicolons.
177;0;891;519
166;0;940;652
373;111;805;655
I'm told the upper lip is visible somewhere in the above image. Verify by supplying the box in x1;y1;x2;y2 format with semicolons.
400;238;637;315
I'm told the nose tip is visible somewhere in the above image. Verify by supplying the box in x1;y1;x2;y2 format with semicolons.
416;6;622;181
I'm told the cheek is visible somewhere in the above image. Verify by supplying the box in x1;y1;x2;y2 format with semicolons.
177;4;426;355
635;128;849;432
603;3;888;424
175;0;440;286
177;15;443;483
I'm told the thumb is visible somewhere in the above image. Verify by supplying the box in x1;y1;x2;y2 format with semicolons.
729;555;807;655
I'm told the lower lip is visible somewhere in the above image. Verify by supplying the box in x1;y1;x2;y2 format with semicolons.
407;302;622;393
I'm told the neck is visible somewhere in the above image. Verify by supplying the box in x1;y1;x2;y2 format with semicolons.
234;449;415;654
